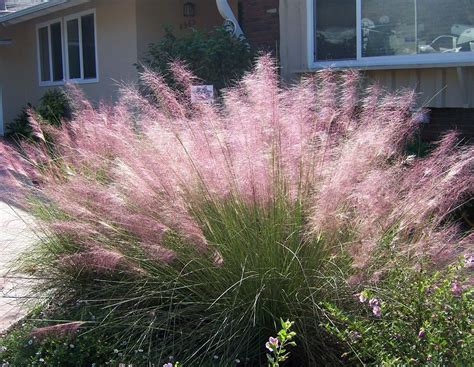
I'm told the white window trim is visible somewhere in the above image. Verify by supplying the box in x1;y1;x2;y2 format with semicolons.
63;9;99;84
36;9;99;87
36;17;65;87
307;0;474;70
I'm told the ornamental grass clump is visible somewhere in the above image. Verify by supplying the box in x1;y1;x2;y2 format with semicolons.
3;56;473;365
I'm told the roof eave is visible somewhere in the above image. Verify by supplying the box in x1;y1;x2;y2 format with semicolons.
0;0;90;26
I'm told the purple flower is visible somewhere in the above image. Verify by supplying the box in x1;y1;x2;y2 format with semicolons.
451;280;463;297
418;328;425;338
372;305;381;317
265;336;279;352
368;298;380;307
163;364;173;367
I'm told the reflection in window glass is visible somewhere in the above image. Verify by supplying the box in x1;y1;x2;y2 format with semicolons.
38;26;50;82
50;22;63;82
81;14;96;79
362;0;416;57
315;0;356;61
417;0;474;54
67;19;81;79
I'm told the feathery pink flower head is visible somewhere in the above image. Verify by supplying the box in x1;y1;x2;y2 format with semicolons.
30;322;84;340
60;248;124;273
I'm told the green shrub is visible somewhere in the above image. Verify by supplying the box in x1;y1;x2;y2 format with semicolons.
0;323;121;367
0;313;131;367
322;260;474;366
4;104;33;139
36;88;72;127
4;89;71;140
144;27;254;90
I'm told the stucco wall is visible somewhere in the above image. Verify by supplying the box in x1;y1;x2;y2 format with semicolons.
0;0;238;133
0;0;139;132
135;0;237;59
279;0;474;108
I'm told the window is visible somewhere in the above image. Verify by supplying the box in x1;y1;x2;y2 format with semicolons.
66;19;81;79
309;0;474;68
37;10;98;86
37;21;63;83
314;0;357;61
64;12;97;81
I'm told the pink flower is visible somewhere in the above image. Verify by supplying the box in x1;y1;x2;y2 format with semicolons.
265;336;279;352
451;280;463;297
372;305;381;317
368;298;380;307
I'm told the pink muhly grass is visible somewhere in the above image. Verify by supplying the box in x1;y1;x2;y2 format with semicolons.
27;110;46;143
30;321;84;340
60;248;124;273
0;55;472;283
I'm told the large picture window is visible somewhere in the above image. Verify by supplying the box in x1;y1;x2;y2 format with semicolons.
37;10;98;86
309;0;474;67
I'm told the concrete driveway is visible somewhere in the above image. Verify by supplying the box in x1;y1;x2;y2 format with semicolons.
0;140;38;333
0;202;37;333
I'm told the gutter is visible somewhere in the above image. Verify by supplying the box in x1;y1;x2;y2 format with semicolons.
0;0;90;26
216;0;244;37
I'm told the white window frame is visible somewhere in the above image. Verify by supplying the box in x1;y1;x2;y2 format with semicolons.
63;9;99;84
307;0;474;70
36;17;65;87
36;9;99;87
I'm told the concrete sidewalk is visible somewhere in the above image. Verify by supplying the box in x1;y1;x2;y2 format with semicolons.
0;140;39;333
0;201;37;333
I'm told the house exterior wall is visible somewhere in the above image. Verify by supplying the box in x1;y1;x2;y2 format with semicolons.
135;0;237;59
238;0;280;55
0;0;138;131
419;108;474;141
279;0;474;109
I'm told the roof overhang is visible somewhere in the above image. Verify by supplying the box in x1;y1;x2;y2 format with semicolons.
0;0;90;26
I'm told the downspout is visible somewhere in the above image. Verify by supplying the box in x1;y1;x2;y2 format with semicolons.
216;0;244;38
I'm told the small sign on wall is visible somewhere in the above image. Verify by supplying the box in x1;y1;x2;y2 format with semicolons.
191;85;214;103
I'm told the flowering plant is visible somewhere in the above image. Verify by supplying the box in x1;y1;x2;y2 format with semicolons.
266;319;297;367
2;55;472;364
323;259;474;365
